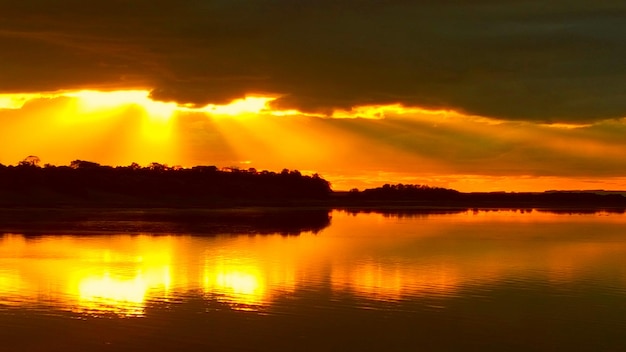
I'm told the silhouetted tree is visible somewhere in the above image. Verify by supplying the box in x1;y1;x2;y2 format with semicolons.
19;155;41;167
149;162;167;171
70;160;100;169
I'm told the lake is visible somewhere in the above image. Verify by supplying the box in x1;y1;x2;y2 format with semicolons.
1;209;626;351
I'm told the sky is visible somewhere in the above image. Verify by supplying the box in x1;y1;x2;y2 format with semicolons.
1;1;626;191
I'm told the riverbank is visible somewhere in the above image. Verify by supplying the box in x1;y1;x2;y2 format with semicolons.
1;203;624;236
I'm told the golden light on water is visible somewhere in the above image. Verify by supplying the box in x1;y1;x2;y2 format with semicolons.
0;234;296;315
203;263;266;309
0;271;24;307
73;261;173;316
77;274;149;316
0;234;177;317
331;263;461;300
2;211;626;316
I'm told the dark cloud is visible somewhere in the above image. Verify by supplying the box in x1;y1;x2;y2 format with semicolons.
2;1;626;121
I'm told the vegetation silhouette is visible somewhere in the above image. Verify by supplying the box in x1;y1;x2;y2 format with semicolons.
342;183;626;210
1;159;625;210
0;160;331;207
343;184;626;210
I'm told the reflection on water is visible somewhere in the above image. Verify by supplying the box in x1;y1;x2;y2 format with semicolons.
0;208;332;235
2;209;626;351
0;234;174;316
203;262;268;310
2;209;626;311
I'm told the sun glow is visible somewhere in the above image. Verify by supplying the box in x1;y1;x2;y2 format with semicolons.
66;90;179;120
1;89;280;119
197;96;276;116
331;104;463;120
0;89;469;122
54;90;281;119
0;93;51;110
2;89;446;120
6;87;626;193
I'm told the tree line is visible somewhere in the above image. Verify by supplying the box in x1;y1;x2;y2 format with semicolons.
344;183;626;207
0;158;331;206
2;156;625;208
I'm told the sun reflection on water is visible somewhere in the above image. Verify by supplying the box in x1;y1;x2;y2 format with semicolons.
2;210;626;316
204;267;266;310
330;262;461;300
77;273;148;316
74;265;172;317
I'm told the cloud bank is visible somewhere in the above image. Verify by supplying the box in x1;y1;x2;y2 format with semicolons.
2;1;626;122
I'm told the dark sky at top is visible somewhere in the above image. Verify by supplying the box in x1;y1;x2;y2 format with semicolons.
1;0;626;122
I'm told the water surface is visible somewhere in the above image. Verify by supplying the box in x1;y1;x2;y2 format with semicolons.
1;209;626;351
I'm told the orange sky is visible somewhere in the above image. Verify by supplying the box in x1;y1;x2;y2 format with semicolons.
2;2;626;191
2;90;626;192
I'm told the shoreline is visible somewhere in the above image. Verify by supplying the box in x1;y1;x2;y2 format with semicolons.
0;204;623;236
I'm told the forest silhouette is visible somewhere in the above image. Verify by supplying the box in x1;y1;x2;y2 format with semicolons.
1;158;625;209
0;158;331;207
